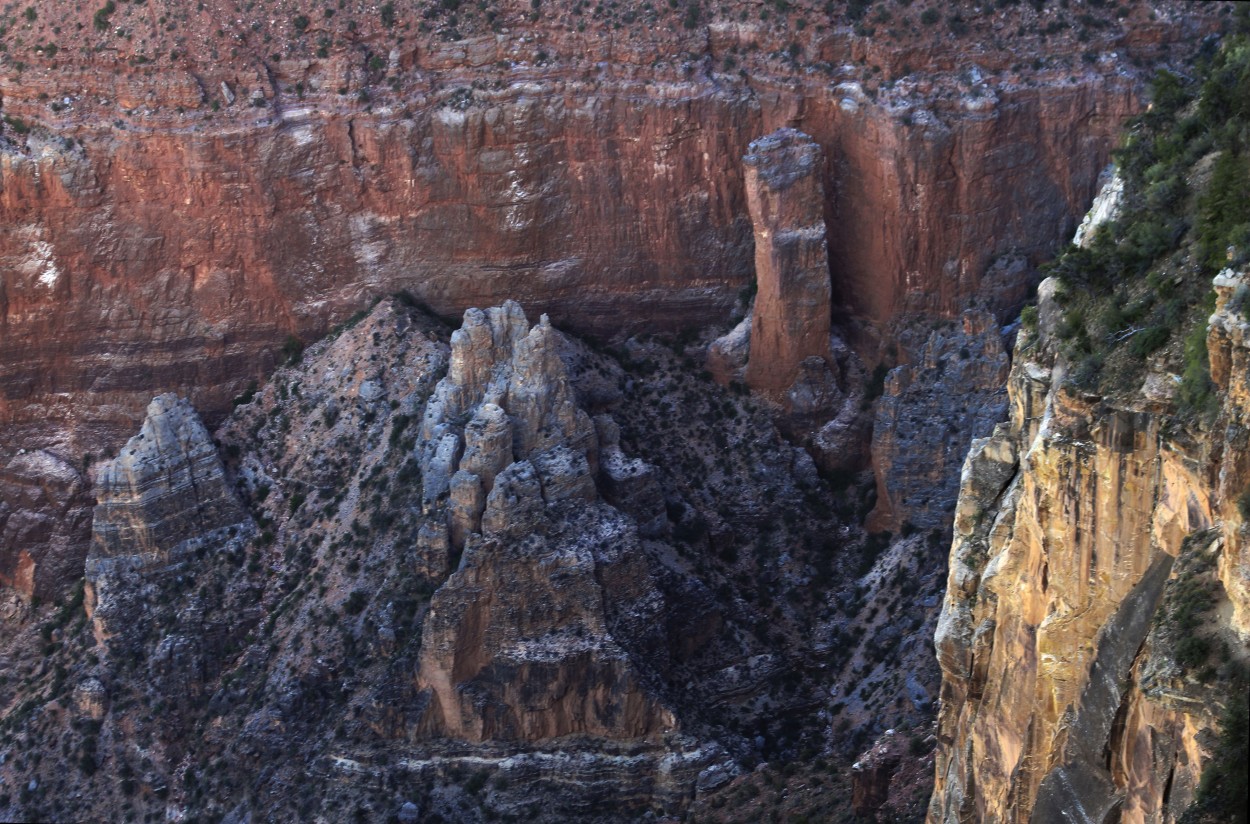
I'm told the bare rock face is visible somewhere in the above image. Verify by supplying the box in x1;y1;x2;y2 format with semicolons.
84;394;251;642
412;302;677;744
928;272;1250;824
1208;271;1250;638
707;314;752;386
417;502;677;743
742;129;833;399
0;450;92;600
89;394;248;562
869;311;1010;532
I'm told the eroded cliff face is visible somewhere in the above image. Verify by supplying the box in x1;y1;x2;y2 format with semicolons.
929;272;1250;823
409;302;676;743
2;294;955;821
0;1;1227;598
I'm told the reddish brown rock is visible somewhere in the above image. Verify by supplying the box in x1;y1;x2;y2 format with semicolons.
743;129;833;398
0;2;1226;597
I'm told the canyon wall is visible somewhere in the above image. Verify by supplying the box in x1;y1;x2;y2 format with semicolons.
0;3;1225;596
929;272;1250;823
0;69;1145;454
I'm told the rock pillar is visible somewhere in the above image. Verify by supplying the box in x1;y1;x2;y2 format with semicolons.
742;129;833;397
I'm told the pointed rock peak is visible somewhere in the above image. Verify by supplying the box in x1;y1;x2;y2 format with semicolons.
91;394;249;562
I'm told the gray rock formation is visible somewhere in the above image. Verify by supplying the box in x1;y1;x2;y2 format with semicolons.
90;394;249;562
85;393;252;645
870;311;1010;532
0;450;93;600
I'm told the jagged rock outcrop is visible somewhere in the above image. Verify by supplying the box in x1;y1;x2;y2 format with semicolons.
1072;165;1125;248
413;302;678;743
852;729;906;820
417;501;678;743
84;394;252;642
89;394;248;562
742;128;834;400
929;271;1250;824
870;311;1010;532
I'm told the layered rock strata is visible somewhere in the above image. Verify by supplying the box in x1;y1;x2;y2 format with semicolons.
742;129;833;398
0;2;1224;598
928;272;1250;823
84;394;252;642
89;394;249;562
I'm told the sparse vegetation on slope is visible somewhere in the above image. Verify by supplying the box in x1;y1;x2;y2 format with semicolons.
1041;27;1250;413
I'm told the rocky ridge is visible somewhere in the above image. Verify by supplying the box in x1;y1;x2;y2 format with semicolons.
0;296;949;822
928;269;1249;823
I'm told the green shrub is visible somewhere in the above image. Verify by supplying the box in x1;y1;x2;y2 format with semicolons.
281;334;304;365
1129;326;1170;358
1175;635;1212;669
1179;311;1217;416
920;8;939;25
1191;685;1249;824
93;1;114;31
1197;150;1250;273
343;590;368;615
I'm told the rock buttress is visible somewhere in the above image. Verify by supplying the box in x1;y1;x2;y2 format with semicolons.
929;272;1250;824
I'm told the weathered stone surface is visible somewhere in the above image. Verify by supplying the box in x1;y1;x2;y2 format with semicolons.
852;730;905;820
1071;165;1124;247
0;450;92;600
90;394;248;563
461;403;513;492
416;522;452;580
448;470;485;551
84;394;252;644
743;129;833;399
73;677;107;721
1208;270;1250;638
479;460;545;541
707;314;751;386
416;501;677;744
929;269;1250;824
870;311;1010;532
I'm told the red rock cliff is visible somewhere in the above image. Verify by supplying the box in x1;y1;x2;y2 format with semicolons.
0;1;1228;596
